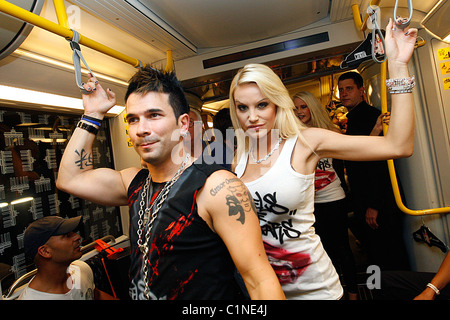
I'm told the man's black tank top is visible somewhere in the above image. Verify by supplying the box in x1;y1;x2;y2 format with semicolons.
127;161;241;300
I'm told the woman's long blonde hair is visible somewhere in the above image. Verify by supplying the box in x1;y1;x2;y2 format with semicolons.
292;91;340;132
229;63;308;161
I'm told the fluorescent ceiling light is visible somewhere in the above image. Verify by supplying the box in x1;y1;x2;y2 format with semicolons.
0;84;125;115
11;197;34;205
1;197;35;208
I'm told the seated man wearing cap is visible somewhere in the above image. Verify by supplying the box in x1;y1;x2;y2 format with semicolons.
18;216;113;300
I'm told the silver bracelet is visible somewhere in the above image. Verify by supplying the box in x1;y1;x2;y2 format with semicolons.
386;75;415;94
426;282;440;295
389;88;413;94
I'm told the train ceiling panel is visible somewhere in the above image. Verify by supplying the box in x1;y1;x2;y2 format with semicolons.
126;0;330;49
71;0;196;59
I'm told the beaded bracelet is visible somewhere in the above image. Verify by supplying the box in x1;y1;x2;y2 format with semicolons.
388;88;413;94
82;114;102;127
386;75;415;94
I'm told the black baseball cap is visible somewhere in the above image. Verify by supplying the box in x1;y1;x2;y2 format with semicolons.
24;216;83;260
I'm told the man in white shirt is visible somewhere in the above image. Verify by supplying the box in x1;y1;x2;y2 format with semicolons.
18;216;113;300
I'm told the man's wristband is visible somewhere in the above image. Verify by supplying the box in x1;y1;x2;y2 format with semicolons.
77;121;99;135
82;114;102;127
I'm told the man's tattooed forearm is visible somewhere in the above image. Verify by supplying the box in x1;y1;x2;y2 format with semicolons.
74;149;93;169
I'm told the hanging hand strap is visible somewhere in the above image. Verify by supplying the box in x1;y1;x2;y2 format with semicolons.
413;225;449;253
69;30;95;94
394;0;413;30
368;5;386;64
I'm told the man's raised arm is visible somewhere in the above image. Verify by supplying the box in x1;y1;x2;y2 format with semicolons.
57;76;135;207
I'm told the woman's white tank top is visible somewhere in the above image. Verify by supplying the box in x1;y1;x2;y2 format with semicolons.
235;135;343;300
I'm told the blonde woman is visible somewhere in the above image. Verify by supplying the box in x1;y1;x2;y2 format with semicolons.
229;18;417;299
293;91;358;300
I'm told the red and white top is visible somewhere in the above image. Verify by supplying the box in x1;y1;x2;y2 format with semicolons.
314;157;346;204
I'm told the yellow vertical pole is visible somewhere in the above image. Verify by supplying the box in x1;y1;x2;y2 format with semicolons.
380;61;388;135
53;0;69;28
352;0;382;32
351;4;363;31
164;50;173;73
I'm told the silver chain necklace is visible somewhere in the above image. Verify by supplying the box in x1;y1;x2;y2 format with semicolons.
136;153;190;299
250;137;283;164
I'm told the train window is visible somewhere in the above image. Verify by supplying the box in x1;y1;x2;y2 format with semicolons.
0;106;123;281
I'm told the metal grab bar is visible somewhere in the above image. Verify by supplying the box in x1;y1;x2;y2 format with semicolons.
165;49;173;73
0;0;175;74
379;63;450;216
53;0;69;29
352;0;382;32
2;269;37;300
0;0;142;67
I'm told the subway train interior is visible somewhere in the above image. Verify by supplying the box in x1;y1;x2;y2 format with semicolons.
0;0;449;300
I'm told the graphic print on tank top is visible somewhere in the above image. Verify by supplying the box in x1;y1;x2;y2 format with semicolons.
315;158;337;191
252;189;312;285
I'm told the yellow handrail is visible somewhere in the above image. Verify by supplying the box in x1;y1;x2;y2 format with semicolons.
352;0;381;32
53;0;69;29
380;63;450;215
164;49;173;73
353;1;450;215
0;0;142;67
